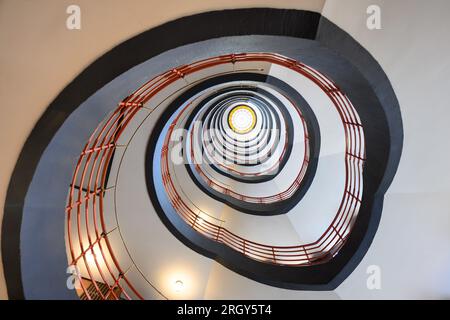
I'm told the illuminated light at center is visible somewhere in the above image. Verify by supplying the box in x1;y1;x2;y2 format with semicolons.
228;105;256;134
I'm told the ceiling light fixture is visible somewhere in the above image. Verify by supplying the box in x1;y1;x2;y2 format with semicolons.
228;105;256;134
174;280;184;292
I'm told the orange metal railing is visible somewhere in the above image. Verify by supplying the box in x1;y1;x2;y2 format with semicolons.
161;53;365;265
66;53;365;300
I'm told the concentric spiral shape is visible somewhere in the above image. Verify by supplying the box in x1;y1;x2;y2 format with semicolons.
1;7;406;301
65;52;366;299
166;79;312;215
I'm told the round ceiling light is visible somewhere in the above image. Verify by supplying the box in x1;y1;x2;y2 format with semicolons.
228;104;257;134
174;280;184;292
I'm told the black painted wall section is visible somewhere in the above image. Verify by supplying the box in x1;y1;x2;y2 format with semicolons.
315;18;403;285
145;39;398;290
159;73;321;216
1;8;321;300
1;8;402;298
316;17;403;196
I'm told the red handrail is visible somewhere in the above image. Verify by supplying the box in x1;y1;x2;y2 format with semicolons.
66;52;365;301
161;53;365;265
193;91;303;183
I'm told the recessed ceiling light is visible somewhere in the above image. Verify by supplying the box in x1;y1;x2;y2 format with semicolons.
228;105;256;134
174;280;184;292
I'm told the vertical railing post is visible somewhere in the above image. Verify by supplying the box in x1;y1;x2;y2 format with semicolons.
272;248;277;264
303;247;310;264
215;226;221;241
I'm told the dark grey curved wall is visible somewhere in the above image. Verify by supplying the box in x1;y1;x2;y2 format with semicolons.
2;9;402;299
146;36;399;290
317;17;403;195
19;36;328;299
1;8;321;300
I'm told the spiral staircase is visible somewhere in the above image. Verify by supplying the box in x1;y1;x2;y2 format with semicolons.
2;1;450;300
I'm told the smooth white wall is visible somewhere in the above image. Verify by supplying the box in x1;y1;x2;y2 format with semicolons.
322;0;450;299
